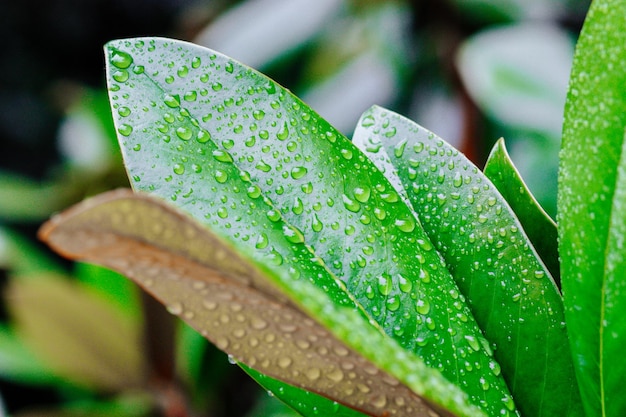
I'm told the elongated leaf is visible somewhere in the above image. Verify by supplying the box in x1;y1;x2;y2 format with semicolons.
483;139;559;282
353;106;582;417
5;273;145;391
40;189;477;417
103;37;516;416
559;1;626;415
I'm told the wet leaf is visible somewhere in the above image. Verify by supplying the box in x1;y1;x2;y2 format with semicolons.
101;37;517;415
5;273;145;391
243;366;366;417
353;105;582;417
483;139;559;282
559;1;626;415
40;189;479;417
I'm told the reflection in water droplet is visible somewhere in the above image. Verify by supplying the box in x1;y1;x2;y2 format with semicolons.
176;127;193;140
377;274;392;295
118;124;133;136
111;50;133;69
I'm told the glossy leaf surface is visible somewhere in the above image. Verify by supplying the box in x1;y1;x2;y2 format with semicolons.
101;37;517;415
353;106;582;417
40;189;476;417
483;139;559;282
559;0;626;415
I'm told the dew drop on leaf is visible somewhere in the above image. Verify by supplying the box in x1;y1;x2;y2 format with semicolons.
110;50;133;69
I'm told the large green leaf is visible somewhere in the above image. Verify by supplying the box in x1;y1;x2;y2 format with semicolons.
40;189;477;417
483;139;559;282
98;37;518;415
353;106;582;417
559;0;626;415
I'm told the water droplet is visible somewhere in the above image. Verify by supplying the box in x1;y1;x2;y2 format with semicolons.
118;124;133;136
112;69;129;83
394;139;407;157
386;296;400;311
394;217;416;233
277;122;289;140
354;186;371;203
173;163;185;175
110;50;133;69
312;214;323;232
191;56;201;68
118;106;131;117
398;274;412;292
342;194;361;213
361;115;375;127
416;299;430;315
164;94;181;108
212;149;234;163
256;160;272;172
283;225;305;244
453;172;463;188
253;110;265;120
465;335;481;351
250;317;268;330
177;65;189;78
305;368;321;380
197;129;211;143
370;395;387;409
292;197;304;214
217;207;228;218
291;166;307;179
326;368;344;382
247;185;262;199
167;302;183;315
278;357;292;368
534;270;545;279
489;360;501;376
380;191;399;203
417;239;433;251
184;91;197;102
225;61;234;73
214;170;228;183
176;126;193;140
212;82;223;91
340;148;353;160
377;274;392;295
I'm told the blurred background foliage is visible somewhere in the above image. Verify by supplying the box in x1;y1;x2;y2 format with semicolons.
0;0;589;416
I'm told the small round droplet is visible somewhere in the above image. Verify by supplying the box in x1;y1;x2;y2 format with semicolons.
117;124;133;136
110;50;133;69
291;166;307;179
176;127;193;140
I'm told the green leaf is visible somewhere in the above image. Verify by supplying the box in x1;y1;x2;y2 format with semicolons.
558;1;626;415
483;138;560;282
100;36;518;415
40;189;481;417
243;366;366;417
353;105;582;417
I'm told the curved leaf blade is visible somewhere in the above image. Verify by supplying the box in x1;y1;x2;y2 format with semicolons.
39;189;476;417
353;106;582;417
559;1;626;415
483;139;559;282
103;37;516;416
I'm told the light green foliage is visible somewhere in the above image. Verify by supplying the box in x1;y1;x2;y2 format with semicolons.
559;0;626;415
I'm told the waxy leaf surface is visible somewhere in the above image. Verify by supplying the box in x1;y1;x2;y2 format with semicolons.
559;0;626;415
353;106;582;417
40;189;472;417
102;37;516;416
483;139;559;282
